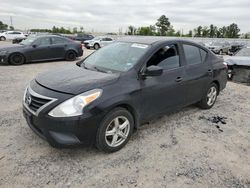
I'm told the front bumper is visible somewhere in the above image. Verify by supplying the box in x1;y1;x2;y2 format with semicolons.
22;83;105;148
0;55;8;64
23;104;104;147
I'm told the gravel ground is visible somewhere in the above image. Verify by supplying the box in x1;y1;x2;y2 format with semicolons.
0;41;250;188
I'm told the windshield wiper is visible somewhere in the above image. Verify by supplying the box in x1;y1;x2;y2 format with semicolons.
92;66;110;73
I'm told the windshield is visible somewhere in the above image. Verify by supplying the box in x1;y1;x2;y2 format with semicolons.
81;42;149;73
235;48;250;56
20;36;37;45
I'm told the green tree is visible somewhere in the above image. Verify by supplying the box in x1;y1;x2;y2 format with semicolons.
194;26;202;37
0;21;8;30
226;23;240;38
219;26;227;38
202;26;209;37
155;15;171;36
127;25;137;35
209;24;217;38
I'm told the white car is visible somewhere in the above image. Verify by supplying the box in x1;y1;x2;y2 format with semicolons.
84;36;114;50
0;31;26;41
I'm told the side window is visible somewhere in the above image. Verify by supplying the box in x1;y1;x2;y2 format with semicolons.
34;37;51;46
51;37;67;44
183;44;202;65
147;44;180;70
106;38;113;41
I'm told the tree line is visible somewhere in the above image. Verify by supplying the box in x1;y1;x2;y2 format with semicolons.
127;15;244;39
0;21;14;30
30;26;84;34
1;18;249;39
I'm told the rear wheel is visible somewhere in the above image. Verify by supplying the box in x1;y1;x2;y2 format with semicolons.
94;43;100;50
96;108;134;153
65;50;76;61
9;53;25;65
0;36;6;41
198;83;218;109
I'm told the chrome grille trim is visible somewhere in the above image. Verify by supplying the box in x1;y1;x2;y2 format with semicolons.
23;86;57;116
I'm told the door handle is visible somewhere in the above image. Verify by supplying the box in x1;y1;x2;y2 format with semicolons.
175;77;183;82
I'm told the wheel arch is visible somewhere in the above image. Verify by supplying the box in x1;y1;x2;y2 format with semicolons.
109;103;140;129
212;80;220;94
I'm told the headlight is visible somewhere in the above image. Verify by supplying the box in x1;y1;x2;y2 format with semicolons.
48;89;102;117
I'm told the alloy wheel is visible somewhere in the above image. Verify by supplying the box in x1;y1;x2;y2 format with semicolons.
207;86;217;106
105;116;130;147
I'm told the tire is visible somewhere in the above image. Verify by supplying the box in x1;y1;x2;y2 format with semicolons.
96;107;134;153
65;50;77;61
94;43;100;50
9;53;25;65
198;83;218;109
0;36;6;41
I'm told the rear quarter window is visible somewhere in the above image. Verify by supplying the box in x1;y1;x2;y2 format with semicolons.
183;44;208;65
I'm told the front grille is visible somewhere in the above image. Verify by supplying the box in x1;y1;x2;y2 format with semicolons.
24;87;53;113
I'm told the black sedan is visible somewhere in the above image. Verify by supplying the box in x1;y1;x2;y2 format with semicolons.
0;35;83;65
23;37;227;152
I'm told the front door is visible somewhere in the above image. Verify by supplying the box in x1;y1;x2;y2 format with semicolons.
139;43;187;120
28;37;53;61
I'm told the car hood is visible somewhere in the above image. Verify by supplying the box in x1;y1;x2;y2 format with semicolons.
35;65;120;95
0;44;25;51
224;56;250;66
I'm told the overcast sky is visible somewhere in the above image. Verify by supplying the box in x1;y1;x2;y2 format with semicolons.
0;0;250;33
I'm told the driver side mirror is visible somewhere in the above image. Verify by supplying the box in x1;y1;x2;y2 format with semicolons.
32;44;37;48
142;65;163;78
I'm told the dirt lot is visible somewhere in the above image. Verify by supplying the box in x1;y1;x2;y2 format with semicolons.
0;41;249;188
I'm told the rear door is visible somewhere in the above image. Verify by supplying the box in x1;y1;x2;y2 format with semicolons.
139;42;187;119
182;43;213;104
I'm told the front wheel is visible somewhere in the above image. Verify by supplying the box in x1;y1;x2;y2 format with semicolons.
0;36;6;41
96;108;134;153
9;53;25;65
198;83;218;109
94;43;100;50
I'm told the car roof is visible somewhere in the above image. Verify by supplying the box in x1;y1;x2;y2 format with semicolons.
117;36;200;45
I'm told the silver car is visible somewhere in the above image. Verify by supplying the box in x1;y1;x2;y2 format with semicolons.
207;41;231;55
84;36;114;50
225;47;250;83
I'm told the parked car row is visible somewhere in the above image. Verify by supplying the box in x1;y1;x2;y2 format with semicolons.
0;35;83;65
205;41;245;55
